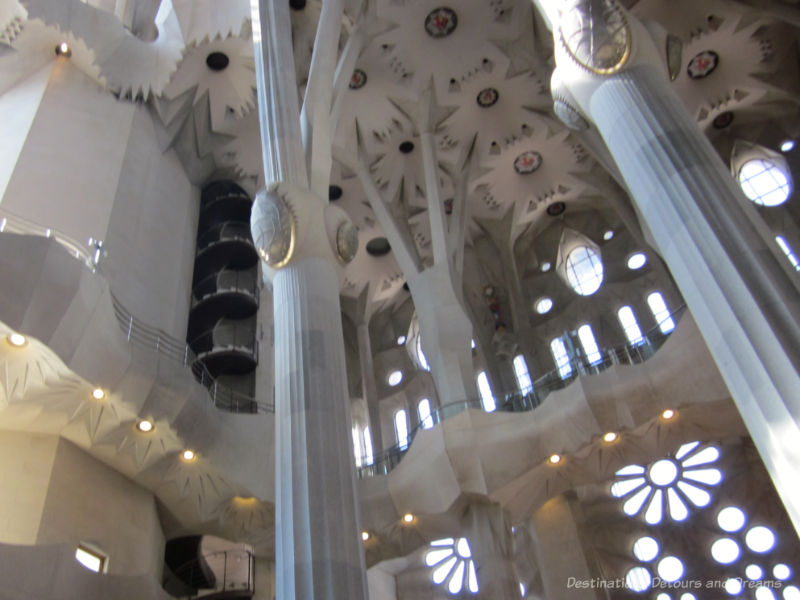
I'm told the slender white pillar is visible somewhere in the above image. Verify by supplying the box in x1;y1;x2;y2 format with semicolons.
357;321;383;454
273;258;369;599
463;504;520;599
587;63;800;532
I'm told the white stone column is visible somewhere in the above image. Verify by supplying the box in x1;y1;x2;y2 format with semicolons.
273;258;369;600
357;321;383;454
462;504;520;599
585;63;800;532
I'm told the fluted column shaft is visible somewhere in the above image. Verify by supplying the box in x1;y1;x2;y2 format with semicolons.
356;322;383;455
589;64;800;531
273;258;369;600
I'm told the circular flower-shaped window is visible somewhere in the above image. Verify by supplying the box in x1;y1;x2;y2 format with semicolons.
738;158;791;206
425;537;479;594
513;151;543;175
476;88;499;107
610;441;722;524
349;69;367;90
425;7;458;38
687;50;719;79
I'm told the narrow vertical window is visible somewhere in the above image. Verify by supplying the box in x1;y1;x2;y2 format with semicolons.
476;371;496;412
550;337;573;379
353;427;362;467
416;337;430;371
512;355;533;394
647;292;675;333
577;324;602;364
618;306;644;344
418;398;433;429
363;426;374;466
394;410;409;449
776;236;800;271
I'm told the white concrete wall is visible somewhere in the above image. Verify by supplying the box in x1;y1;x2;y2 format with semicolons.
36;437;165;578
1;61;136;248
0;431;59;544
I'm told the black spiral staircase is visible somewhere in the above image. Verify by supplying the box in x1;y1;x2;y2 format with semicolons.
187;181;259;402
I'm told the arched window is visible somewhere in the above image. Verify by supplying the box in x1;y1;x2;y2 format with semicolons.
512;355;533;394
577;324;602;365
565;246;604;295
416;337;430;371
394;410;409;449
647;292;675;334
738;159;791;206
618;306;644;345
418;398;433;429
550;337;573;379
476;371;496;412
776;236;800;271
362;427;374;466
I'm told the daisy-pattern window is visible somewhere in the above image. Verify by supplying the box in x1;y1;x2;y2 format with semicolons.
611;441;723;524
425;537;479;594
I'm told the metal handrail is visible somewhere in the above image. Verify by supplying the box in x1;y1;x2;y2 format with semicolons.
356;305;687;479
0;208;100;270
196;221;254;252
164;549;255;597
111;294;271;413
191;269;260;305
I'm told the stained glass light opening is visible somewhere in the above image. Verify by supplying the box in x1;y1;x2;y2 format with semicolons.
711;538;741;564
627;252;647;270
425;537;479;594
725;578;744;594
625;566;651;592
565;246;604;295
632;536;659;562
535;297;553;314
738;159;791;206
610;441;722;524
746;564;763;580
745;526;776;553
717;506;746;532
773;564;791;580
657;556;684;582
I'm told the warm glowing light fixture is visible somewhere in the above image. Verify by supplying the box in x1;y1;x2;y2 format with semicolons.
549;454;562;464
6;333;26;347
56;42;72;57
402;513;415;524
361;531;370;541
603;431;619;443
136;419;154;433
91;388;105;400
182;449;196;461
661;409;676;420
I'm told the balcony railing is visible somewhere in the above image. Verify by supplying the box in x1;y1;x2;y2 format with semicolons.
192;270;259;305
111;294;270;413
196;221;254;252
163;549;254;598
356;305;687;479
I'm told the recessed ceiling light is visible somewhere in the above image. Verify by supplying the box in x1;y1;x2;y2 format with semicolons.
182;449;196;461
361;531;370;541
603;432;619;443
661;409;676;420
549;454;562;464
402;513;415;524
6;333;26;347
603;230;614;241
780;139;795;152
136;419;154;433
91;388;105;400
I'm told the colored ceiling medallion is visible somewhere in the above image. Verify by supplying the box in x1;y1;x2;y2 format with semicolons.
349;69;367;90
513;151;543;175
476;88;499;108
713;111;734;129
687;50;719;79
547;201;566;216
425;7;458;38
